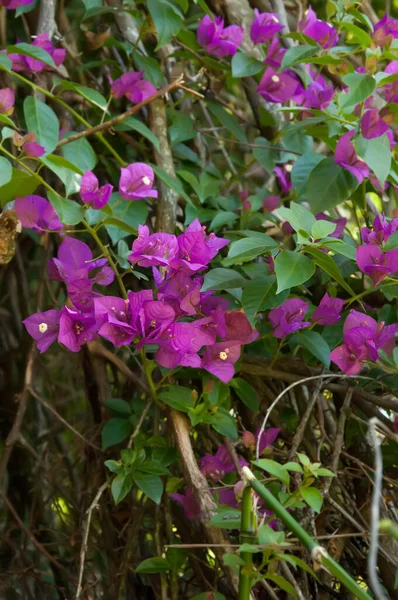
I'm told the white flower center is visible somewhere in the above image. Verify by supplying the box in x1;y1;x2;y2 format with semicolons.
271;75;280;83
285;164;293;172
142;176;151;186
39;323;48;333
219;351;228;361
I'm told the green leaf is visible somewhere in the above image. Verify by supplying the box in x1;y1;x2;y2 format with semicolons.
385;230;398;251
305;157;357;212
201;268;247;292
209;508;241;529
169;111;195;145
320;238;356;260
315;468;335;477
105;195;148;244
253;136;279;172
62;134;97;172
150;163;192;204
301;487;323;513
42;154;84;175
340;73;376;109
266;573;298;599
208;102;248;144
47;190;84;226
304;246;355;296
283;462;304;473
291;152;325;195
0;169;38;206
135;556;170;573
158;385;194;412
241;276;289;326
209;408;238;440
8;43;56;69
133;472;163;504
0;52;12;71
229;378;259;412
222;235;277;267
147;0;184;49
61;81;108;111
274;251;315;293
281;45;318;70
102;217;137;236
104;398;132;415
101;418;132;449
339;22;372;47
252;459;290;486
223;554;245;568
231;52;264;77
311;220;336;240
134;53;165;87
290;330;331;367
0;113;15;127
355;134;391;187
24;96;59;155
111;474;133;504
0;157;12;186
166;547;186;571
297;452;310;466
115;116;160;151
104;460;122;474
279;203;316;235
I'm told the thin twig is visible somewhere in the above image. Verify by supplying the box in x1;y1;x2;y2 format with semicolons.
199;101;238;176
367;418;387;600
75;481;109;600
127;401;153;448
324;388;353;496
57;75;185;148
288;377;326;460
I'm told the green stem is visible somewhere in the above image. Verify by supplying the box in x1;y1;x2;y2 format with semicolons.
5;69;126;166
238;486;255;600
242;468;371;600
0;143;57;195
82;219;127;299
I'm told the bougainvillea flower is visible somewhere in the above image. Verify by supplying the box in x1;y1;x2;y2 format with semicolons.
23;140;45;157
1;0;34;8
344;310;398;354
156;322;210;369
384;61;398;102
58;307;98;353
170;489;200;520
360;108;389;139
373;15;398;47
80;170;113;210
170;220;227;273
361;214;398;246
23;309;60;353
201;341;242;383
158;271;203;316
67;278;95;313
128;225;178;267
14;195;62;233
0;87;14;114
111;71;157;104
264;38;286;69
250;10;284;44
138;300;176;347
302;79;334;110
274;163;293;194
94;296;134;347
299;6;338;48
224;310;259;344
9;33;66;72
197;15;243;58
200;444;247;481
243;427;280;454
356;244;398;286
119;163;157;200
183;219;229;260
334;130;369;183
257;68;301;103
263;195;280;213
312;293;344;326
269;298;310;338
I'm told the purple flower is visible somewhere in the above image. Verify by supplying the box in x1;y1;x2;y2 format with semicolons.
243;427;280;454
269;298;310;338
250;10;284;44
334;130;369;183
128;225;178;268
356;244;398;286
119;162;157;200
94;296;134;347
312;293;344;326
274;163;293;194
14;195;62;234
0;87;14;115
158;271;202;316
170;489;200;520
263;195;280;213
201;341;242;383
264;38;286;69
200;444;247;481
361;214;398;246
137;300;176;347
361;108;389;139
197;15;243;58
1;0;34;8
302;78;334;110
23;309;60;353
224;310;259;344
257;68;301;103
111;71;157;104
331;310;398;374
384;61;398;102
373;15;398;47
9;33;66;73
156;322;210;369
24;141;45;157
299;6;338;48
185;219;230;259
170;220;228;273
80;170;113;210
58;307;98;353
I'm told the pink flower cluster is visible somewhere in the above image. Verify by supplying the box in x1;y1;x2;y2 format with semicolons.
357;214;398;286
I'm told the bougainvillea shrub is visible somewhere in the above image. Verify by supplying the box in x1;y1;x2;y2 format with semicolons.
2;1;398;598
